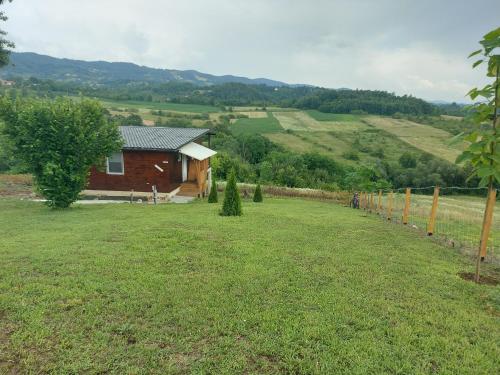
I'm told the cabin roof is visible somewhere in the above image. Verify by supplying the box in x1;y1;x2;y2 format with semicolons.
119;126;210;151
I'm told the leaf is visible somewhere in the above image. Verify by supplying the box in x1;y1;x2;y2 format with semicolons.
447;132;464;146
468;49;483;58
455;151;472;164
472;59;483;68
477;166;495;177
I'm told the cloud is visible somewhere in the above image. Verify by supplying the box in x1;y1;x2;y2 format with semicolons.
2;0;499;101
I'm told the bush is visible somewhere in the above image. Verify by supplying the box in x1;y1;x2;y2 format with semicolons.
399;152;417;168
221;169;242;216
0;97;122;208
208;178;218;203
253;183;263;202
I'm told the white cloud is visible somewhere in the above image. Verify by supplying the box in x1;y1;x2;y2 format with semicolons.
2;0;499;102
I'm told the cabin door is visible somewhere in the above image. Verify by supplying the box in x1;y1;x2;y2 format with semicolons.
181;154;188;182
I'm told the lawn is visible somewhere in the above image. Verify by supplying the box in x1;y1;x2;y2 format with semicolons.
231;112;283;135
0;197;498;373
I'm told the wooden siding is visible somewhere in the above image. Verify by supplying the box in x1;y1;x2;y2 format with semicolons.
87;150;182;193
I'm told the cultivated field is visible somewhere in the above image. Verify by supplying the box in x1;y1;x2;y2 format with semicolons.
101;99;220;114
231;112;283;135
0;197;498;373
364;116;463;163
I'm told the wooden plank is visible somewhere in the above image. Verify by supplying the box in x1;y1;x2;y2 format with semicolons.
479;188;497;259
427;186;440;235
377;190;382;213
387;191;393;220
402;188;411;225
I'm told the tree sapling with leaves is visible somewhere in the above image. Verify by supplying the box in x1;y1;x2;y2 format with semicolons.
456;27;500;282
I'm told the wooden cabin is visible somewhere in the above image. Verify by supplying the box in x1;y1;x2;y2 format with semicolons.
85;126;216;199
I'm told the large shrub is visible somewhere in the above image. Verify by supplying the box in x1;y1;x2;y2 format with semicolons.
208;178;218;203
221;169;242;216
0;97;122;208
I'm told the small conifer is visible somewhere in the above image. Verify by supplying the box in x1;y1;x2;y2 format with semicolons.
253;183;263;203
208;178;218;203
220;169;242;216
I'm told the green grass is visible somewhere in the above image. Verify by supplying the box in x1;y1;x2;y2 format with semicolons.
231;112;283;135
100;99;220;114
0;198;498;373
305;110;363;122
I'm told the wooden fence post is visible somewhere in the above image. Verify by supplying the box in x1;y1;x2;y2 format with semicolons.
362;192;366;210
402;188;411;225
369;192;374;212
479;188;497;260
427;186;440;236
387;191;393;220
377;190;382;213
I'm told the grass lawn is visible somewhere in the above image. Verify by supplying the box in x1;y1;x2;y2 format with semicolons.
0;198;498;374
231;112;283;135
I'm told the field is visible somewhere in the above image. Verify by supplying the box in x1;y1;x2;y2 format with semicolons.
230;112;283;135
0;197;499;373
363;116;463;163
100;99;220;114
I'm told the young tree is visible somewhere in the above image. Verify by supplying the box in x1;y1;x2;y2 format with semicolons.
0;97;123;208
253;183;263;202
0;0;14;68
456;27;500;282
208;177;218;203
220;169;242;216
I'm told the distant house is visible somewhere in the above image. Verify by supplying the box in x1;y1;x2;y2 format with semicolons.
0;79;15;86
86;126;216;198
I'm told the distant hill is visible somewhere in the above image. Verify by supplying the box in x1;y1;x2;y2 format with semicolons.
0;52;293;87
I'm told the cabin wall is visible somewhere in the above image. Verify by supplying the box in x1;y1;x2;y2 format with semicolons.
87;150;182;193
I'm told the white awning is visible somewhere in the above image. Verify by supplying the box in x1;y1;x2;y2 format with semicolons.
179;142;217;161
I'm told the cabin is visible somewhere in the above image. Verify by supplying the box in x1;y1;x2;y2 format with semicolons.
85;126;216;199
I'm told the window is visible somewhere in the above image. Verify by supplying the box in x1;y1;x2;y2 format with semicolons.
106;152;124;175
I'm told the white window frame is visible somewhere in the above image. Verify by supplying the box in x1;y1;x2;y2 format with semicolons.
106;152;125;175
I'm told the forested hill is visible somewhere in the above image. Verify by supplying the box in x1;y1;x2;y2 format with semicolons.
1;52;440;115
0;52;291;87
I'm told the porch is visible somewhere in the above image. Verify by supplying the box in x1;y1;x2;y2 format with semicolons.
179;142;217;197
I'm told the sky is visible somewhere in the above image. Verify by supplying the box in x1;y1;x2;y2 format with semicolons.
3;0;499;102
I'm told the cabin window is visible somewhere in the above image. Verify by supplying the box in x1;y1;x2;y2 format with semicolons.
106;152;124;175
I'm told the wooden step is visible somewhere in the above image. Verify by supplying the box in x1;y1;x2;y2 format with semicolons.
178;182;200;197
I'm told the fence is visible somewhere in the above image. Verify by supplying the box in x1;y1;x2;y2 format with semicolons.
219;182;499;264
355;187;499;264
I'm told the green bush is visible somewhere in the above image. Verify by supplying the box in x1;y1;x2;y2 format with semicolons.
253;183;263;202
208;178;218;203
221;169;242;216
0;97;122;208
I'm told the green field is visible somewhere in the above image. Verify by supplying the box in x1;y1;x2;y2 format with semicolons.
0;198;498;373
363;116;463;163
100;99;221;114
231;112;283;135
306;110;364;122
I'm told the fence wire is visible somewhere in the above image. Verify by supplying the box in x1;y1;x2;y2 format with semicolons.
357;187;499;264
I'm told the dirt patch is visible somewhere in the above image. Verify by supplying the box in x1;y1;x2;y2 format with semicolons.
0;174;35;198
458;272;499;286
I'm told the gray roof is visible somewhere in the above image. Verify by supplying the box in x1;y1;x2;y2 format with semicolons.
119;126;209;151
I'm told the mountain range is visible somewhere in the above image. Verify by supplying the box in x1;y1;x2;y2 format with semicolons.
0;52;296;87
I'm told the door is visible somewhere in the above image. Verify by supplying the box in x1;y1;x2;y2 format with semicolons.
182;154;188;182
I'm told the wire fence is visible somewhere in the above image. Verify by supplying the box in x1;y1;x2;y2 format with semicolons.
221;182;499;264
356;187;499;264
